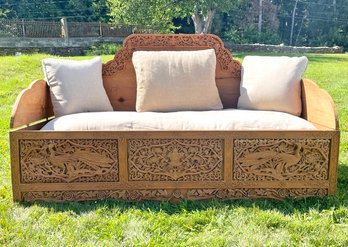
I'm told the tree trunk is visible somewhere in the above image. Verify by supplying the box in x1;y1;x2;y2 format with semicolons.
192;11;203;34
203;9;216;34
290;0;299;46
191;8;216;34
258;0;263;34
295;15;305;45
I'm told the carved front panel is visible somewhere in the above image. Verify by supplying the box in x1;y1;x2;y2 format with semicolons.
20;139;119;183
234;139;330;181
128;139;224;181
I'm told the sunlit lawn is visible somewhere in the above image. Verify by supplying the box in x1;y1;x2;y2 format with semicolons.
1;52;348;246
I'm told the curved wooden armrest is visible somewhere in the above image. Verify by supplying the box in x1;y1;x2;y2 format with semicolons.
301;79;339;130
10;80;54;129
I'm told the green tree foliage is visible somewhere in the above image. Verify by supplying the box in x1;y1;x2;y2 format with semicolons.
214;0;281;44
107;0;184;33
106;0;239;33
0;4;8;18
273;0;348;48
57;0;110;22
0;0;347;49
183;0;237;33
0;0;109;21
0;9;6;18
0;0;62;20
334;0;348;49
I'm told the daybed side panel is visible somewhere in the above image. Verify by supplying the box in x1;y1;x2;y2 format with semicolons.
10;132;21;201
328;131;340;195
301;79;339;130
11;130;338;202
10;80;54;129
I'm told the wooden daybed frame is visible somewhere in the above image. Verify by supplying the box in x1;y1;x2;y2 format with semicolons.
10;34;340;202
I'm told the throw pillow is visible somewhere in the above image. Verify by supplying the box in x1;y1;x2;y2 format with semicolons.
237;56;308;116
132;49;223;112
42;57;113;117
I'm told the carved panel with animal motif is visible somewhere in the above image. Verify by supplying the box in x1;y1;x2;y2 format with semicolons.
19;139;119;183
128;139;224;181
234;139;330;181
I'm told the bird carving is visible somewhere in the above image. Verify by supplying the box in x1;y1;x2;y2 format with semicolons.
29;144;114;181
238;144;303;180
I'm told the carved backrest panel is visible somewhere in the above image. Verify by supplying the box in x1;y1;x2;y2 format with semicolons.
102;34;242;111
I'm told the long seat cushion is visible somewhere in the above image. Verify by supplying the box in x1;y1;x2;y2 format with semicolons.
41;109;316;131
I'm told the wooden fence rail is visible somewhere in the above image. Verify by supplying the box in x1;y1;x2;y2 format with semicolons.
0;19;152;38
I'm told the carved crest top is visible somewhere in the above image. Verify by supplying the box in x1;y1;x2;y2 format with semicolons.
101;34;242;110
123;33;224;49
103;34;241;77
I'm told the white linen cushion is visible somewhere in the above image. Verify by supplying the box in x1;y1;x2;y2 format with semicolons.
41;110;316;131
42;57;113;117
237;56;308;116
132;49;223;112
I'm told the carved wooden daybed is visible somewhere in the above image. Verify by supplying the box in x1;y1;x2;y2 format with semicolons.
10;34;340;202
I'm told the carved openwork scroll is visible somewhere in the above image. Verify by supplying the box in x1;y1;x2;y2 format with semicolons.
22;188;328;202
20;139;119;183
187;188;328;200
128;139;224;181
234;139;330;181
22;190;171;202
103;34;241;77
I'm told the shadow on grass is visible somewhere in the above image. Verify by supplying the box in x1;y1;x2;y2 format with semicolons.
19;165;348;216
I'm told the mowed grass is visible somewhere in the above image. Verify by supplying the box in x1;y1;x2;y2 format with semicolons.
1;52;348;246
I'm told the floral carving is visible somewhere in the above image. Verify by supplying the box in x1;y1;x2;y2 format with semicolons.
187;188;328;200
22;188;328;202
15;136;334;202
124;34;223;49
20;139;119;183
102;48;134;76
102;34;241;77
128;139;224;181
234;139;330;181
22;189;171;202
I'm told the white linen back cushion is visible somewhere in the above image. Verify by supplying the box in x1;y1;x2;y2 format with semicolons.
237;56;308;116
132;49;223;112
42;57;113;117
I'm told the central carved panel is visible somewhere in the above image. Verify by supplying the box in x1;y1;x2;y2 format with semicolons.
234;139;330;181
128;139;224;181
20;139;119;183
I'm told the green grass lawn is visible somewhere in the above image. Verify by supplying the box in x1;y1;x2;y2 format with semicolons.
1;53;348;246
